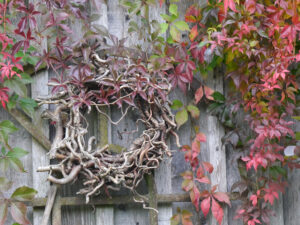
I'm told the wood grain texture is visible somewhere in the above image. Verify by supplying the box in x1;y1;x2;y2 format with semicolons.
91;1;115;224
147;2;174;225
206;68;228;225
31;69;50;225
0;108;34;224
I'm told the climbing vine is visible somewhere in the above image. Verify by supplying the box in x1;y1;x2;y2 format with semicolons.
0;0;299;225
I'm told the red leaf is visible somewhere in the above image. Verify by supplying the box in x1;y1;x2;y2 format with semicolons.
190;186;201;211
159;0;165;7
211;198;224;225
204;86;214;100
195;133;206;142
223;0;237;16
200;196;211;217
249;194;258;206
195;86;203;103
202;161;214;174
213;192;231;206
10;202;30;225
0;200;8;225
189;25;198;41
195;176;211;184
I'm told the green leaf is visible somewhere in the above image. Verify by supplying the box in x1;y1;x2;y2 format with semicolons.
4;78;27;97
295;132;300;140
169;4;178;16
187;104;200;118
257;29;269;39
171;99;183;110
7;148;28;159
198;41;209;48
212;91;225;102
19;73;32;84
7;158;25;172
0;177;12;191
175;109;188;128
292;116;300;121
173;20;190;31
11;186;37;201
0;120;18;137
160;23;168;34
249;40;259;47
19;98;37;117
160;14;175;22
170;25;180;42
7;94;18;111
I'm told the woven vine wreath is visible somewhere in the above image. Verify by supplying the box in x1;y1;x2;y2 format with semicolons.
36;52;181;203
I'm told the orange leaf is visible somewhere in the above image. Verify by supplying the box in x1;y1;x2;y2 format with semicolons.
189;25;198;41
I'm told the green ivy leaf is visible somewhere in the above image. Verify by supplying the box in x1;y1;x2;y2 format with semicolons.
4;78;27;97
0;120;18;142
170;25;180;42
160;23;168;34
11;186;37;201
175;109;188;128
19;98;37;117
7;94;18;111
171;99;183;110
169;4;178;17
173;20;190;31
7;148;28;159
295;132;300;140
160;14;175;22
0;177;13;191
187;104;200;118
7;158;25;172
212;91;225;102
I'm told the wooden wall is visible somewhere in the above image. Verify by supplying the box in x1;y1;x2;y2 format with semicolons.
1;0;300;225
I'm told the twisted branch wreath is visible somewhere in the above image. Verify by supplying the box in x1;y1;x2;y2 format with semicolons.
36;53;181;203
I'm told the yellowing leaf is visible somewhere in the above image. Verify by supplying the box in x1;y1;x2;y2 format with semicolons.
174;20;190;31
175;109;188;128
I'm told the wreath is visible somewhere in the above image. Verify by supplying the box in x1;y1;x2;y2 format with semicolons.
36;51;180;203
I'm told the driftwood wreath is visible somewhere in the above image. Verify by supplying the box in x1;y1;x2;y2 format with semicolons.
36;52;180;203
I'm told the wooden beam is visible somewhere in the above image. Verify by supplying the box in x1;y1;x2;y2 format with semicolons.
145;173;158;225
32;193;190;208
8;108;51;151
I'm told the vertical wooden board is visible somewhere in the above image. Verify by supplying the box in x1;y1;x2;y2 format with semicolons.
147;2;173;224
114;205;149;225
283;120;300;225
58;7;96;224
206;68;228;225
90;1;114;224
283;169;300;225
0;108;33;224
31;70;50;225
107;1;150;224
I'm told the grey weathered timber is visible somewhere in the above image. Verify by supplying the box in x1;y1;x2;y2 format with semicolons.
91;1;115;224
207;68;228;225
4;1;299;225
148;2;174;225
31;68;50;225
31;193;191;207
0;108;33;224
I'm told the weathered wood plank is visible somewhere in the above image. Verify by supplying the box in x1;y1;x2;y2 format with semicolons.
32;193;191;207
90;1;115;224
8;108;51;151
31;69;50;225
206;68;228;225
0;108;34;224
